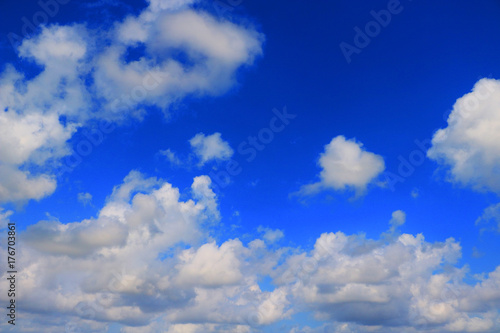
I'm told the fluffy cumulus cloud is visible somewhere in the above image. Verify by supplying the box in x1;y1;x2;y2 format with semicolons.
428;78;500;194
4;3;500;333
0;172;288;332
190;132;234;166
94;4;263;118
0;0;263;203
0;59;80;202
0;165;57;202
389;209;406;231
273;214;500;333
299;135;385;197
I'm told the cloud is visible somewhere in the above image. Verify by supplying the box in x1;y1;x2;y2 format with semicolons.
2;183;500;332
428;78;500;194
475;202;500;232
298;135;385;198
94;8;263;118
146;0;198;13
23;217;129;257
258;226;285;243
190;132;234;166
160;148;183;166
0;171;288;332
192;175;221;221
0;165;57;203
0;208;13;229
389;209;406;230
0;83;76;202
176;240;244;287
273;217;500;332
78;192;93;206
0;1;263;203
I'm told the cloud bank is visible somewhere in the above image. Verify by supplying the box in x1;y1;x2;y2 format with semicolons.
1;176;500;332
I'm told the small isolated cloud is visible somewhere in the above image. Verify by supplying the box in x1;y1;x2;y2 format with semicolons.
77;192;93;206
258;226;284;243
411;188;420;198
298;135;385;198
160;148;183;166
428;78;500;194
389;210;406;231
472;247;484;259
189;132;234;166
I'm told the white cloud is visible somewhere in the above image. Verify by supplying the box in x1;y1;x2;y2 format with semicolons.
156;10;261;65
258;226;285;243
2;186;500;332
428;78;500;194
78;192;93;206
389;209;406;230
24;217;129;257
190;132;234;166
0;165;57;203
298;135;385;197
192;175;220;221
269;214;500;332
0;79;77;202
475;202;500;232
0;109;75;166
176;240;244;287
94;8;263;118
0;208;13;229
0;25;88;203
19;24;88;68
160;148;183;166
146;0;197;13
0;1;263;204
0;171;288;332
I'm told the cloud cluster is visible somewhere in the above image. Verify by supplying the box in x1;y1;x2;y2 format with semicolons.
3;2;500;332
0;0;263;203
275;222;500;332
299;135;385;197
2;180;500;332
0;172;288;332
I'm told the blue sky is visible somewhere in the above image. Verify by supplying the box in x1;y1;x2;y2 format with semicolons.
1;0;500;332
